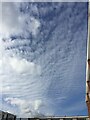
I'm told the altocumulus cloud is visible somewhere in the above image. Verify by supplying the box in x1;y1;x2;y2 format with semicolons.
0;2;40;38
0;2;88;117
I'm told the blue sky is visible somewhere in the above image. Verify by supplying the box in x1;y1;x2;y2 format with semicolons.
0;2;88;117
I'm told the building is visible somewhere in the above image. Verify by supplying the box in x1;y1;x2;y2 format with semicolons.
86;1;90;117
0;110;89;120
12;116;90;120
0;110;16;120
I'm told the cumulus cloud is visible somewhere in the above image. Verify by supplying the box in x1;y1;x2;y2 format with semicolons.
4;97;44;117
0;54;41;75
34;100;42;111
9;57;41;75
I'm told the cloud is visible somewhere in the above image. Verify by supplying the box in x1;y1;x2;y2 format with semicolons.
0;55;41;75
1;2;40;38
0;2;88;117
9;57;41;75
0;60;2;68
34;100;42;111
0;86;10;93
4;97;45;117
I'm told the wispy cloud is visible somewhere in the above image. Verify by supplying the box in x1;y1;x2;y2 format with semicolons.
0;2;88;117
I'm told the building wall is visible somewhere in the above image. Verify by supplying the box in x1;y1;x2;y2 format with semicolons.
0;112;89;120
0;111;16;120
86;2;90;117
16;117;89;120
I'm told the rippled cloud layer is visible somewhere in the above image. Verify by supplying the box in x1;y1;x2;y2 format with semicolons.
0;2;88;117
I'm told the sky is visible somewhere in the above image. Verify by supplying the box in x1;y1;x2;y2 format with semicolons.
0;2;88;118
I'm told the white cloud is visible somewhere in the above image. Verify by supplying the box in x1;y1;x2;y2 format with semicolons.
9;57;41;75
4;97;44;117
0;60;2;68
0;86;10;93
1;2;40;38
0;2;87;117
5;98;25;106
1;3;21;38
0;37;41;75
5;97;32;117
28;17;40;36
34;100;42;111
